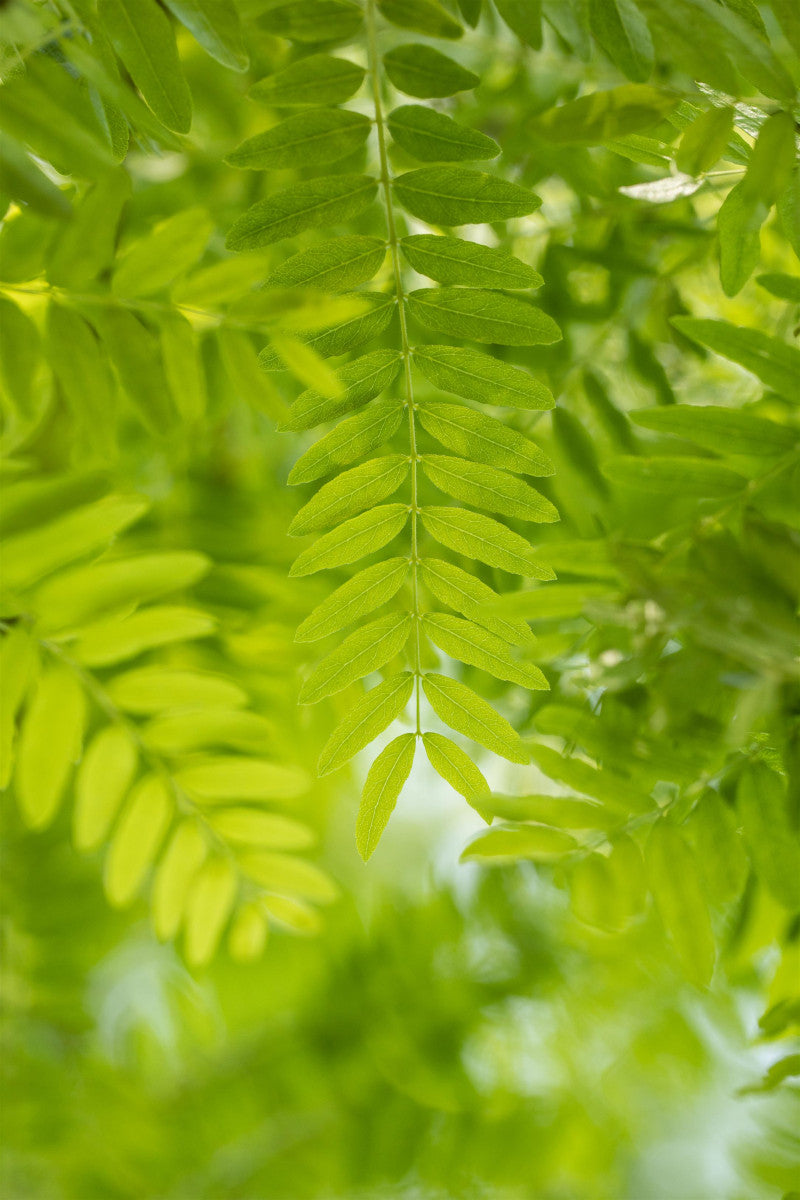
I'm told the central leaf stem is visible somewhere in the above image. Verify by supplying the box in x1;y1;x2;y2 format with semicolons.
366;0;422;735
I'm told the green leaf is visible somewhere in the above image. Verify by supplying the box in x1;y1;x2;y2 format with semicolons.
104;775;172;907
419;557;536;647
98;0;192;133
631;405;797;457
356;733;416;860
675;106;734;176
183;857;239;966
298;613;412;704
265;236;387;292
283;349;402;429
0;627;37;790
408;288;560;345
528;743;651;813
218;328;288;423
1;494;148;592
422;454;558;522
112;208;213;298
570;837;646;930
208;809;313;850
289;455;409;535
74;726;138;852
383;44;478;98
47;170;131;288
34;550;209;632
74;606;215;667
226;109;371;170
238;852;337;902
604;455;746;497
413;345;554;409
461;824;575;862
387;106;498;163
757;273;800;303
394;169;541;225
423;673;528;763
401;235;542;289
482;792;613;829
259;293;395;368
738;762;800;910
691;789;748;906
646;821;715;987
419;402;553;476
671;317;800;403
0;296;40;419
589;0;653;81
458;0;482;26
160;311;207;423
0;57;115;179
0;136;71;219
162;0;248;70
289;504;409;576
152;819;208;940
531;85;677;143
421;506;555;577
251;55;365;107
769;0;800;56
422;613;549;689
716;181;766;297
319;672;414;774
226;175;378;251
488;581;614;620
377;0;462;38
90;306;175;432
176;757;309;802
258;0;362;41
289;401;405;484
143;710;274;756
16;664;84;831
422;731;489;800
494;0;542;47
108;668;247;714
296;558;410;642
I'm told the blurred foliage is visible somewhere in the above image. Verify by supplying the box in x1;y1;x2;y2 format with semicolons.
1;0;799;1196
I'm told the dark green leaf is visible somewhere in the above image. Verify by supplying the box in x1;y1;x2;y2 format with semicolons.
382;45;479;97
251;55;365;107
589;0;653;81
394;168;541;225
388;106;498;162
408;288;561;345
401;235;541;288
163;0;248;70
631;406;797;456
493;0;542;47
377;0;462;39
265;237;386;292
531;85;677;143
226;109;371;170
604;455;746;496
258;0;362;42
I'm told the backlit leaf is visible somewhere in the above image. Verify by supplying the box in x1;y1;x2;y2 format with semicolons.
98;0;192;133
176;757;309;801
319;672;414;774
671;317;800;402
418;403;553;475
422;612;549;689
646;820;715;987
408;288;560;345
289;456;409;535
296;558;409;641
289;505;409;577
151;819;208;940
298;613;412;704
422;455;558;522
421;506;555;577
422;731;489;800
413;345;554;409
226;175;378;252
283;350;401;429
184;856;238;966
356;733;416;860
289;402;405;484
74;726;138;851
16;664;83;830
423;673;528;763
163;0;248;70
419;557;536;647
104;775;172;907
